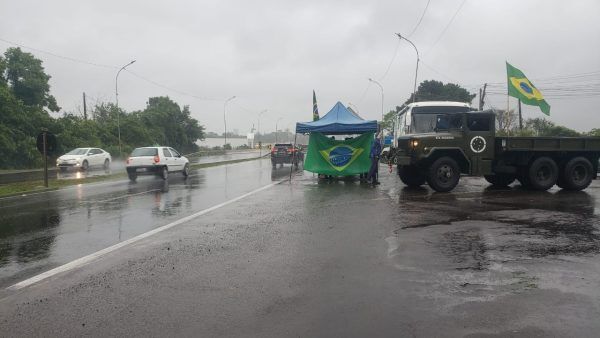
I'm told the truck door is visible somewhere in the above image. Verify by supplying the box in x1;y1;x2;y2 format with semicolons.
465;113;495;175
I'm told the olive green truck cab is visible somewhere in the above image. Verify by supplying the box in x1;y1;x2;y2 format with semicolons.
394;106;600;192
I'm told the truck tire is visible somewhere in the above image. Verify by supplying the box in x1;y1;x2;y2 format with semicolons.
561;157;593;191
484;174;515;187
426;157;460;192
398;165;426;187
527;157;558;191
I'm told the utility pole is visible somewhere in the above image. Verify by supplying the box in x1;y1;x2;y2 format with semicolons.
479;83;487;110
83;92;88;120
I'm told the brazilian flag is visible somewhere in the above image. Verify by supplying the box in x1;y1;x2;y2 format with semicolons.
506;62;550;116
304;132;373;176
313;90;319;121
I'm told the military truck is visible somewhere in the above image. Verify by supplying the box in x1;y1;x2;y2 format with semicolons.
394;107;600;192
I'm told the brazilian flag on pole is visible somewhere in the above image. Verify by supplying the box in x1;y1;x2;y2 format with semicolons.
313;90;319;121
506;62;551;116
304;132;373;176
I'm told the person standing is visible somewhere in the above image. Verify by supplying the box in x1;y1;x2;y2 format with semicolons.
367;134;382;185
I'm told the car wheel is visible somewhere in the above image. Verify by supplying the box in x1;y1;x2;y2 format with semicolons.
103;159;110;170
561;157;593;191
81;160;89;171
128;172;137;181
161;166;168;180
182;163;190;178
528;157;558;191
426;157;460;192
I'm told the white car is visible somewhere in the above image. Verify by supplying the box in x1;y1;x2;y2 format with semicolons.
56;147;111;171
126;146;190;181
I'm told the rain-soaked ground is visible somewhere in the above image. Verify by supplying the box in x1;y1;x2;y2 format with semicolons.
1;162;599;336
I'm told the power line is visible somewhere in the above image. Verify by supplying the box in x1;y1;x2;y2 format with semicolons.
377;39;401;81
377;0;431;81
125;70;221;102
0;37;117;69
407;0;432;38
424;0;467;56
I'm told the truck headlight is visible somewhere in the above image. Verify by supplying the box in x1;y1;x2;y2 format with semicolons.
411;139;419;148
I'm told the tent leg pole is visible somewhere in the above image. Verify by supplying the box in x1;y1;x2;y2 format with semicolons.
290;133;298;181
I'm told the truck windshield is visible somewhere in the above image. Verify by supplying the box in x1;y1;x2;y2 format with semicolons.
411;106;471;133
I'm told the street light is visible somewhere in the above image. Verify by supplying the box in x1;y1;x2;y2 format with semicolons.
115;59;136;156
275;117;283;143
368;78;384;125
223;96;236;147
396;33;420;103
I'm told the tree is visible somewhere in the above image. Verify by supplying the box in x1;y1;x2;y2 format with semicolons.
3;47;60;112
138;96;205;153
404;80;476;105
524;118;580;137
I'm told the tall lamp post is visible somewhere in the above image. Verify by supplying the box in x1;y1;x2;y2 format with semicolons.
223;96;236;147
115;60;136;156
275;117;283;143
396;33;420;103
368;78;384;127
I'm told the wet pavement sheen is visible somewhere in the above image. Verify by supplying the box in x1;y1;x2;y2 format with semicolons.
1;164;600;336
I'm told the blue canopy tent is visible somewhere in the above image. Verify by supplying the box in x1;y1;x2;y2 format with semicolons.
295;101;378;134
292;102;378;178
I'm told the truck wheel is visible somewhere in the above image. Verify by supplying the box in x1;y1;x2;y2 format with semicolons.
484;174;515;187
561;157;593;191
528;157;558;191
426;157;460;192
398;165;426;187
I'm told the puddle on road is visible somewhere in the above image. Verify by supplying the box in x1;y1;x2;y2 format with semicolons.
384;181;600;308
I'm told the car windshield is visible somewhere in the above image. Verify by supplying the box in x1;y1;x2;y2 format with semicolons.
411;106;471;133
65;148;88;155
131;148;158;156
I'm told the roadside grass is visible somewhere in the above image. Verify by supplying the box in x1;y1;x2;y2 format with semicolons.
0;156;264;199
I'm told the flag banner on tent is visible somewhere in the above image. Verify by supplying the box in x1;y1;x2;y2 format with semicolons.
304;132;373;176
312;90;319;121
506;62;551;116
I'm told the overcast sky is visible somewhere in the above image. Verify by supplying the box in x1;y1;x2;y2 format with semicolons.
1;0;599;134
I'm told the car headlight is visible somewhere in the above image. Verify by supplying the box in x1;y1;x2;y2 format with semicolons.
410;139;419;148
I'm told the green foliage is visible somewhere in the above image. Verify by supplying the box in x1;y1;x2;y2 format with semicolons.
523;118;580;137
405;80;476;105
0;48;206;168
3;47;59;112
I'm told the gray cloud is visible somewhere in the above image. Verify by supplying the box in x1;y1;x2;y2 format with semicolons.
1;0;598;133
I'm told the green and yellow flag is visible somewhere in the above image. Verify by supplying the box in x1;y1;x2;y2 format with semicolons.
506;62;550;116
304;132;373;176
312;90;319;121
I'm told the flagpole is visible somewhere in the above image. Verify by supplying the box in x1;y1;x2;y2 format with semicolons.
518;99;523;131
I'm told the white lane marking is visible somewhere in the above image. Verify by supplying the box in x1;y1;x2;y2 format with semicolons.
8;180;284;291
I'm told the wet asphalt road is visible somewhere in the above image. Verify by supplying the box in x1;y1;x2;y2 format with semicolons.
1;162;600;337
